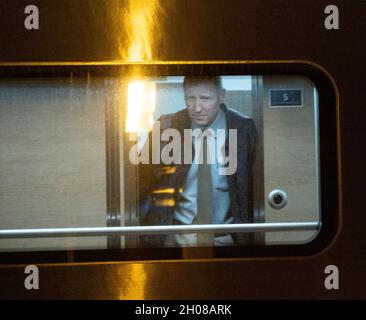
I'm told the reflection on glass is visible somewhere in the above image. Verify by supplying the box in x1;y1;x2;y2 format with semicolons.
126;81;156;132
118;0;159;61
0;79;107;251
0;74;321;252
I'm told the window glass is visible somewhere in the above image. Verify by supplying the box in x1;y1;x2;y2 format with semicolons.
0;79;107;250
0;74;321;252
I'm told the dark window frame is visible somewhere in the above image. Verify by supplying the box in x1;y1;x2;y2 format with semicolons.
0;62;340;264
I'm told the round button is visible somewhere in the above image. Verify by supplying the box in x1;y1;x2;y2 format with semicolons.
268;189;288;210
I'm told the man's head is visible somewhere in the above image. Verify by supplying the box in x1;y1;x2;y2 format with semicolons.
183;76;225;127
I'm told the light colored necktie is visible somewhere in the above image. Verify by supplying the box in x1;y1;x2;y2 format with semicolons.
196;132;215;246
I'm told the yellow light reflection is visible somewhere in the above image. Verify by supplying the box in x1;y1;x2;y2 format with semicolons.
154;199;176;207
117;264;147;299
123;0;158;62
126;81;156;132
161;166;177;175
152;188;175;194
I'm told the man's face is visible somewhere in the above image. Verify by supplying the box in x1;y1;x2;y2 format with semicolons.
185;82;225;127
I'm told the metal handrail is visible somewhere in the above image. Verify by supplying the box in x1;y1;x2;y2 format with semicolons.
0;222;320;239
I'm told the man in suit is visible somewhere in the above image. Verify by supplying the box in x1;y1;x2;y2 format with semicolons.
138;76;256;247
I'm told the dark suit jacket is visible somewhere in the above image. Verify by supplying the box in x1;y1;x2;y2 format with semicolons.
138;104;256;247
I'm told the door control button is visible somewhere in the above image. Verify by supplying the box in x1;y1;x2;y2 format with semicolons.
268;189;288;209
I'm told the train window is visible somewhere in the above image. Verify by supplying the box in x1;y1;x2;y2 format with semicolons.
0;63;339;261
